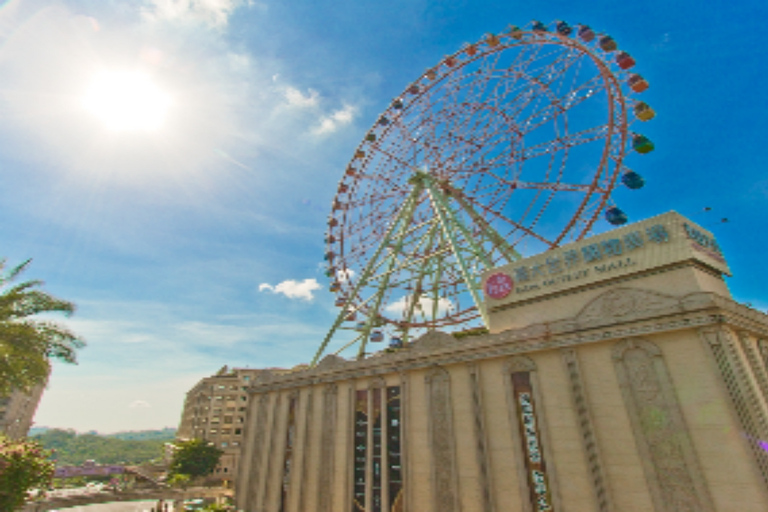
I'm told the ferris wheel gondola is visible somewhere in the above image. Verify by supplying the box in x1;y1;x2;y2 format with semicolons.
312;20;656;365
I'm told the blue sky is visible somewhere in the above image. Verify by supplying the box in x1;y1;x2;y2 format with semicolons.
0;0;764;433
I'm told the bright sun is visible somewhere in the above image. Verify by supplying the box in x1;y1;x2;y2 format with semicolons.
83;70;171;131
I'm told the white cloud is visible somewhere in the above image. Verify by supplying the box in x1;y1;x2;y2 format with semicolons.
259;278;322;301
336;268;355;282
129;400;151;409
312;104;357;135
385;296;454;317
284;86;319;108
142;0;244;28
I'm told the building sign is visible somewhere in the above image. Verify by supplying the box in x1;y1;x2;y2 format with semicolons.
512;372;553;512
485;272;514;299
508;223;670;295
482;212;730;308
683;223;725;263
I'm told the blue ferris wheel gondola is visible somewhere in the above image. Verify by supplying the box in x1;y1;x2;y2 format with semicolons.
621;171;645;190
605;207;628;226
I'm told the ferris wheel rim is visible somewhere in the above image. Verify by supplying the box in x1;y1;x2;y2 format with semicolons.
325;20;648;336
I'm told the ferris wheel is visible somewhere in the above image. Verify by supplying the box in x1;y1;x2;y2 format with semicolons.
312;20;656;365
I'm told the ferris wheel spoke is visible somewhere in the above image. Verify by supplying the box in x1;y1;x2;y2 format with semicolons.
492;60;586;133
489;49;582;121
466;194;556;248
319;23;648;364
517;125;608;161
518;75;605;136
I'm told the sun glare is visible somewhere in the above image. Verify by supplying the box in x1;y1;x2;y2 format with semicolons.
83;70;171;131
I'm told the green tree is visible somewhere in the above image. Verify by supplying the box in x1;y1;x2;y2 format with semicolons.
167;472;191;490
33;428;168;466
0;259;85;395
0;435;55;511
168;439;223;479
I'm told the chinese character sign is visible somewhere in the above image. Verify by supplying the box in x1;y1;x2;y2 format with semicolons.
512;372;554;512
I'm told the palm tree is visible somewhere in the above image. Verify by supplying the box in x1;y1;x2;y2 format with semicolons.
0;259;85;396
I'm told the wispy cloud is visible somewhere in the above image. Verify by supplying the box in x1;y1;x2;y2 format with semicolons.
129;400;151;409
313;104;357;135
259;278;322;300
284;86;319;108
142;0;246;28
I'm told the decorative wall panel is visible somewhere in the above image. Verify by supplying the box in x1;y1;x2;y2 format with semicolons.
297;388;314;512
702;328;768;489
259;393;283;512
613;338;713;512
561;348;613;512
317;385;338;512
426;367;459;512
737;332;768;404
245;393;271;511
468;363;494;512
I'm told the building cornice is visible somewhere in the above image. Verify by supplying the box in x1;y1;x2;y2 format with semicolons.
247;289;768;393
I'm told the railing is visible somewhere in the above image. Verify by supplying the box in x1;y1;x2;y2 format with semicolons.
23;486;233;512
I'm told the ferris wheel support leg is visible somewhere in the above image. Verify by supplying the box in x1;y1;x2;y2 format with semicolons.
356;185;423;360
400;224;439;343
448;188;522;263
311;185;424;367
422;177;492;328
333;332;365;356
431;258;443;327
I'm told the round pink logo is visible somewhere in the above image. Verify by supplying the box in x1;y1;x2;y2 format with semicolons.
484;272;514;299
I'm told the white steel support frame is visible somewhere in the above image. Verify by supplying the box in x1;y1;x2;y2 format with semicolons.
311;171;520;366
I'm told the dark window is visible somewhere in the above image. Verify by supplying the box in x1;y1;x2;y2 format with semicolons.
387;386;403;510
352;389;368;512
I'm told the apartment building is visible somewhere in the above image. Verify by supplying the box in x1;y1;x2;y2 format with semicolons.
177;366;282;483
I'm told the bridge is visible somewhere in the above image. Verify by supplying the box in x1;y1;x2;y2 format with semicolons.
53;461;166;486
23;486;233;511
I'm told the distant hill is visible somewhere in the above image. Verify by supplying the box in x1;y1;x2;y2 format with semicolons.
106;427;176;441
31;428;177;466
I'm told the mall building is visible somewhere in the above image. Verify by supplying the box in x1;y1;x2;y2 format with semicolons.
233;211;768;512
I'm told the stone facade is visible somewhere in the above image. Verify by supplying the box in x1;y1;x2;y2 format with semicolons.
234;213;768;511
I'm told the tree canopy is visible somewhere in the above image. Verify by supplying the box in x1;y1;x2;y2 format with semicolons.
168;439;223;479
0;434;55;511
32;428;171;466
0;259;85;395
